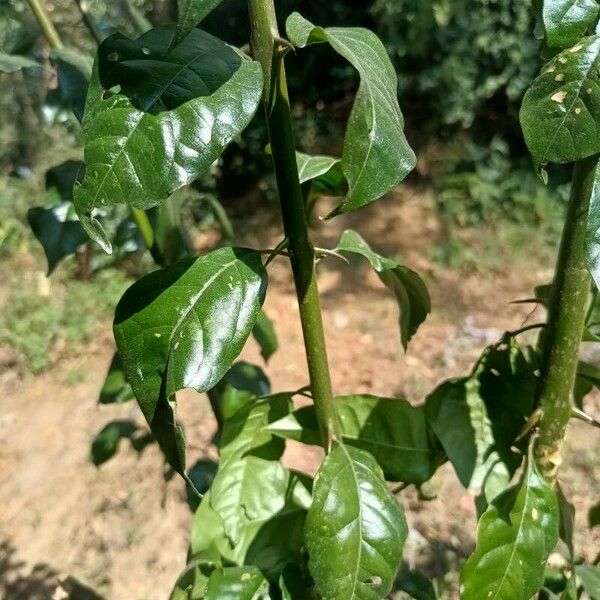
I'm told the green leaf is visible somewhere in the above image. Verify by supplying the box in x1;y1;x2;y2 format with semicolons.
0;53;37;72
175;0;224;46
542;0;600;53
286;13;416;217
589;500;600;527
395;570;438;600
426;378;512;503
208;361;271;422
113;247;267;474
336;230;430;349
268;395;439;485
305;443;407;600
50;48;92;123
98;352;135;404
170;558;215;600
252;310;278;362
296;151;342;186
27;203;87;275
459;456;559;600
585;159;600;290
90;420;138;466
74;27;262;253
191;475;311;580
557;485;575;557
205;567;271;600
520;35;600;167
576;565;600;599
209;394;291;546
97;26;242;114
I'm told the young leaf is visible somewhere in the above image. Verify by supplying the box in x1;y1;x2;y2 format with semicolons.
286;13;416;217
175;0;225;46
585;159;600;289
90;420;139;466
336;229;430;349
98;352;135;404
542;0;600;53
268;395;439;485
459;456;559;600
520;35;600;167
305;443;407;600
252;310;278;362
0;53;38;73
113;247;267;474
204;566;271;600
73;26;262;252
296;152;342;186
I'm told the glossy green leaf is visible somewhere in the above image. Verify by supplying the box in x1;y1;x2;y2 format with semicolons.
585;159;600;289
460;456;559;600
576;565;600;598
50;48;92;123
267;395;438;485
113;247;267;474
98;352;135;404
426;378;512;503
0;53;37;72
336;230;430;349
170;558;215;600
520;35;600;166
296;152;341;186
98;26;242;113
205;567;271;600
209;394;291;546
252;310;278;362
90;420;138;466
286;13;416;217
73;27;262;252
175;0;224;46
542;0;600;53
305;443;407;600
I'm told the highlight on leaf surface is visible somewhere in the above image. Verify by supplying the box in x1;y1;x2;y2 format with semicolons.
113;247;267;475
73;25;263;252
286;13;416;217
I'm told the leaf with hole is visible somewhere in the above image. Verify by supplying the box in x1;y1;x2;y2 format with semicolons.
336;229;430;349
205;566;271;599
520;35;600;167
305;443;407;600
286;13;416;217
73;26;262;252
113;247;267;475
459;455;559;600
542;0;600;54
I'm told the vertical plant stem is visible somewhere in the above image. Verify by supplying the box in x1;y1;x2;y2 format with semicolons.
26;0;63;50
130;207;165;266
535;155;598;481
247;0;340;448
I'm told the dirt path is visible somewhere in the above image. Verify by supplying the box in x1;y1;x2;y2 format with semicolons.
1;188;598;599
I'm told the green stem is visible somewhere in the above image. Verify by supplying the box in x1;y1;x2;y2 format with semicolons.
247;0;340;448
26;0;63;50
130;207;165;266
535;155;598;481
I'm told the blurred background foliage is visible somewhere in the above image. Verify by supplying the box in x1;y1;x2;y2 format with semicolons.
0;0;570;372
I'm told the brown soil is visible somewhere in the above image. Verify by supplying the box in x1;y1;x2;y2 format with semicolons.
1;187;598;599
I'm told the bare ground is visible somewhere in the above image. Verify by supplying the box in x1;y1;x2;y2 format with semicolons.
0;187;598;599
